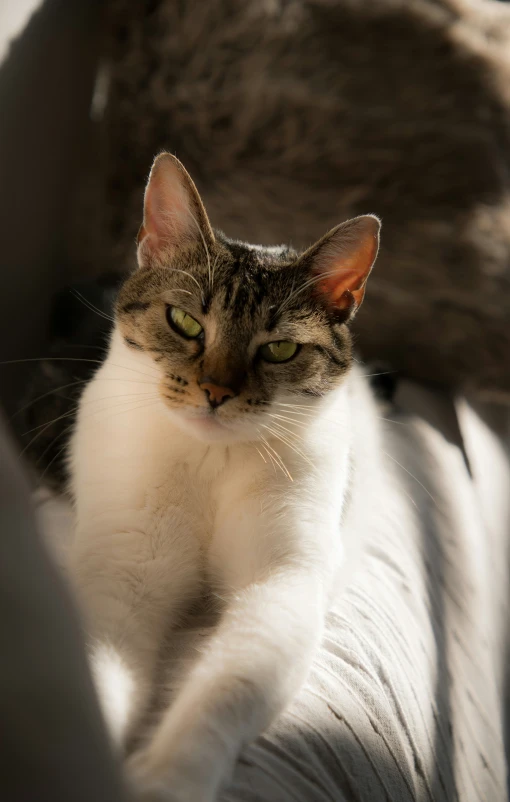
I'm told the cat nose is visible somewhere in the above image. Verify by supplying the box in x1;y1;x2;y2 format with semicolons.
199;380;237;408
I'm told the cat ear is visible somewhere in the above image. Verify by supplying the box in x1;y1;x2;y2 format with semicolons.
301;215;380;319
137;152;215;268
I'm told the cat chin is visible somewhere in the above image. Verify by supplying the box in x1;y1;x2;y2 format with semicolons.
167;408;258;444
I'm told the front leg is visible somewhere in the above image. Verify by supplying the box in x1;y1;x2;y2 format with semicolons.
129;498;335;801
71;507;201;750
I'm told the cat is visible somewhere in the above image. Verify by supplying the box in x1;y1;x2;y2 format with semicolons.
67;152;382;801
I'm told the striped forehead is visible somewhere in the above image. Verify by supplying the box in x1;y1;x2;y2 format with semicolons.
215;241;295;320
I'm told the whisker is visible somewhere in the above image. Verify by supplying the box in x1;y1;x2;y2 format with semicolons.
274;402;405;433
267;409;313;422
76;390;159;408
37;433;74;485
20;390;162;466
185;208;211;297
0;356;161;381
21;390;158;437
20;408;81;457
55;343;108;350
45;395;163;459
91;376;158;387
264;446;279;476
262;424;316;470
35;420;76;468
277;267;348;314
36;397;162;483
273;402;318;410
274;404;407;433
383;450;437;506
87;359;162;380
74;393;162;430
11;379;86;421
361;370;395;379
271;406;349;429
87;397;162;430
0;357;106;367
259;434;293;481
254;445;267;465
265;417;308;444
260;442;278;476
266;413;310;431
168;268;205;307
71;289;115;324
210;252;220;293
19;376;161;424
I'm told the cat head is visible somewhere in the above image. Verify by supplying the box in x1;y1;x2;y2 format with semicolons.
116;153;380;443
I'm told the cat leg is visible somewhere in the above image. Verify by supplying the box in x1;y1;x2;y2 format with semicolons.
128;503;332;801
71;514;201;751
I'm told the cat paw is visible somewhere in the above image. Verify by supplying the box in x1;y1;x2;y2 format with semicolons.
127;750;216;802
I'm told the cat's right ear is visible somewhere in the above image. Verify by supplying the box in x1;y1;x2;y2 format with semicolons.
137;153;215;268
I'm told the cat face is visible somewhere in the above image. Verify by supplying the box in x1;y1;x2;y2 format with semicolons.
116;154;380;442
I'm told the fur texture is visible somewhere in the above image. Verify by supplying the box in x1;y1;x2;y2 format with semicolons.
67;154;382;800
70;0;510;396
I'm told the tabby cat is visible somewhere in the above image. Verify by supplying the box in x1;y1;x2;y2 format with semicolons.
68;153;381;801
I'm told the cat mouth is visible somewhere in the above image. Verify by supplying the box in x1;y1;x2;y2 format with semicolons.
169;404;257;442
185;415;227;432
179;409;233;439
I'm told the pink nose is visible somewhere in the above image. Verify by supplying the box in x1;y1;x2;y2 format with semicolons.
199;381;236;408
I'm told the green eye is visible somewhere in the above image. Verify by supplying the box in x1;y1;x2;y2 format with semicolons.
259;341;298;363
167;306;203;339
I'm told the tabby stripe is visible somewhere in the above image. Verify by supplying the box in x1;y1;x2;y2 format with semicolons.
124;337;145;350
121;301;151;313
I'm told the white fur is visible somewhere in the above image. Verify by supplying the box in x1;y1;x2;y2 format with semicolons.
68;327;381;801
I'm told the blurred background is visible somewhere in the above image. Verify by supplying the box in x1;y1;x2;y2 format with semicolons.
0;0;102;418
2;0;510;429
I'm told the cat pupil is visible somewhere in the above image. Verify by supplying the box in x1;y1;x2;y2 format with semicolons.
260;341;298;363
168;306;202;339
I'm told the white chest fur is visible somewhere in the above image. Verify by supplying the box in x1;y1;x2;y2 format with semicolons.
70;331;354;581
67;331;373;801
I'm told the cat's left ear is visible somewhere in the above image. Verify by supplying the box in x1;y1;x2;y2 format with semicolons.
301;215;380;320
137;152;215;268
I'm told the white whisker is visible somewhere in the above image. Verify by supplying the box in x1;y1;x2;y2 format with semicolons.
261;442;278;476
258;434;293;481
277;267;349;315
271;406;349;430
168;268;205;306
254;445;267;465
383;450;437;506
36;397;161;481
210;252;220;293
0;356;162;381
12;379;86;421
265;416;308;443
262;424;315;471
186;208;212;297
71;289;115;324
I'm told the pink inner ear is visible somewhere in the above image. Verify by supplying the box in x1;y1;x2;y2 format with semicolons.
137;153;215;270
143;161;193;250
315;224;379;312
